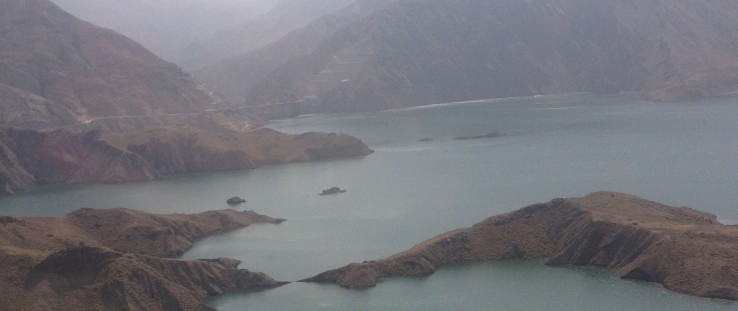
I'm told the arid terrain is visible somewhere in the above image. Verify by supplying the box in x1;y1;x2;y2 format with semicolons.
0;208;287;310
0;126;373;194
303;192;738;301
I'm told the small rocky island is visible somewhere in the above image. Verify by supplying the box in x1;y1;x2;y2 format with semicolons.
302;192;738;301
226;196;247;205
0;208;287;310
319;187;347;195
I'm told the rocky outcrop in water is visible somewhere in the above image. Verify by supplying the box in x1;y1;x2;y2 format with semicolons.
226;196;247;205
0;126;373;194
0;208;286;310
302;192;738;301
319;187;346;195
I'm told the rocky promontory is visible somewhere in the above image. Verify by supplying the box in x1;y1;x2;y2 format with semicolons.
0;126;373;194
0;208;286;310
302;192;738;301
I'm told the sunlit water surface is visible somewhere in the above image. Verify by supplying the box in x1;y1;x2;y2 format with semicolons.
2;93;737;310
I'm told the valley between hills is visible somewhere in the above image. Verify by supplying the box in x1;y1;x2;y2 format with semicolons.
2;0;738;310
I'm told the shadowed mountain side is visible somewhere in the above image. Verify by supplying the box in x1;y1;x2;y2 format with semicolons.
302;192;738;301
0;0;249;132
220;0;738;115
0;126;373;194
0;208;287;310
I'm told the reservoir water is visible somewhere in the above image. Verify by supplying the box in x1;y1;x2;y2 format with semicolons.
2;93;738;310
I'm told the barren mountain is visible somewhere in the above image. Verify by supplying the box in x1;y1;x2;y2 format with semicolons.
210;0;738;115
0;126;373;194
0;207;287;310
0;0;244;132
304;192;738;301
195;0;395;109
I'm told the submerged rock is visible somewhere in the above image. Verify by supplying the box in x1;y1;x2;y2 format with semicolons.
319;187;347;195
452;130;506;140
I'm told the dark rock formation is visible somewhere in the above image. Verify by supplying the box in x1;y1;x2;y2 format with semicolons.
226;196;247;205
0;208;287;310
319;187;346;195
302;192;738;301
0;126;373;195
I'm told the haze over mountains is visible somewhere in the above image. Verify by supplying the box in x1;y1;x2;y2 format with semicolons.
0;0;374;194
0;0;242;132
51;0;359;70
195;0;738;116
181;0;358;70
50;0;281;67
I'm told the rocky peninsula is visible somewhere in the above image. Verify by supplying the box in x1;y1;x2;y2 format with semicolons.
0;126;373;195
302;192;738;301
0;208;287;310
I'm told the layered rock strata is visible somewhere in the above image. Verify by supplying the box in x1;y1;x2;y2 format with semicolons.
0;208;287;310
303;192;738;301
0;126;373;194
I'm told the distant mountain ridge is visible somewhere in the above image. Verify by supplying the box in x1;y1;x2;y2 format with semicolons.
0;0;242;132
50;0;281;65
195;0;395;107
201;0;738;116
181;0;358;70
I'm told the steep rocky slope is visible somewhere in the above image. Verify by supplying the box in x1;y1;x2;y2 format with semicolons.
0;126;373;194
195;0;396;110
0;208;286;310
0;0;245;132
216;0;738;114
303;192;738;301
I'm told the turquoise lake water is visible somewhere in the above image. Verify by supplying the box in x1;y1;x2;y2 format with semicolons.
2;93;737;310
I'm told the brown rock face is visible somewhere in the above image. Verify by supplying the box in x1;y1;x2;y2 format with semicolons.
0;208;287;311
0;0;251;132
0;126;373;194
302;192;738;301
